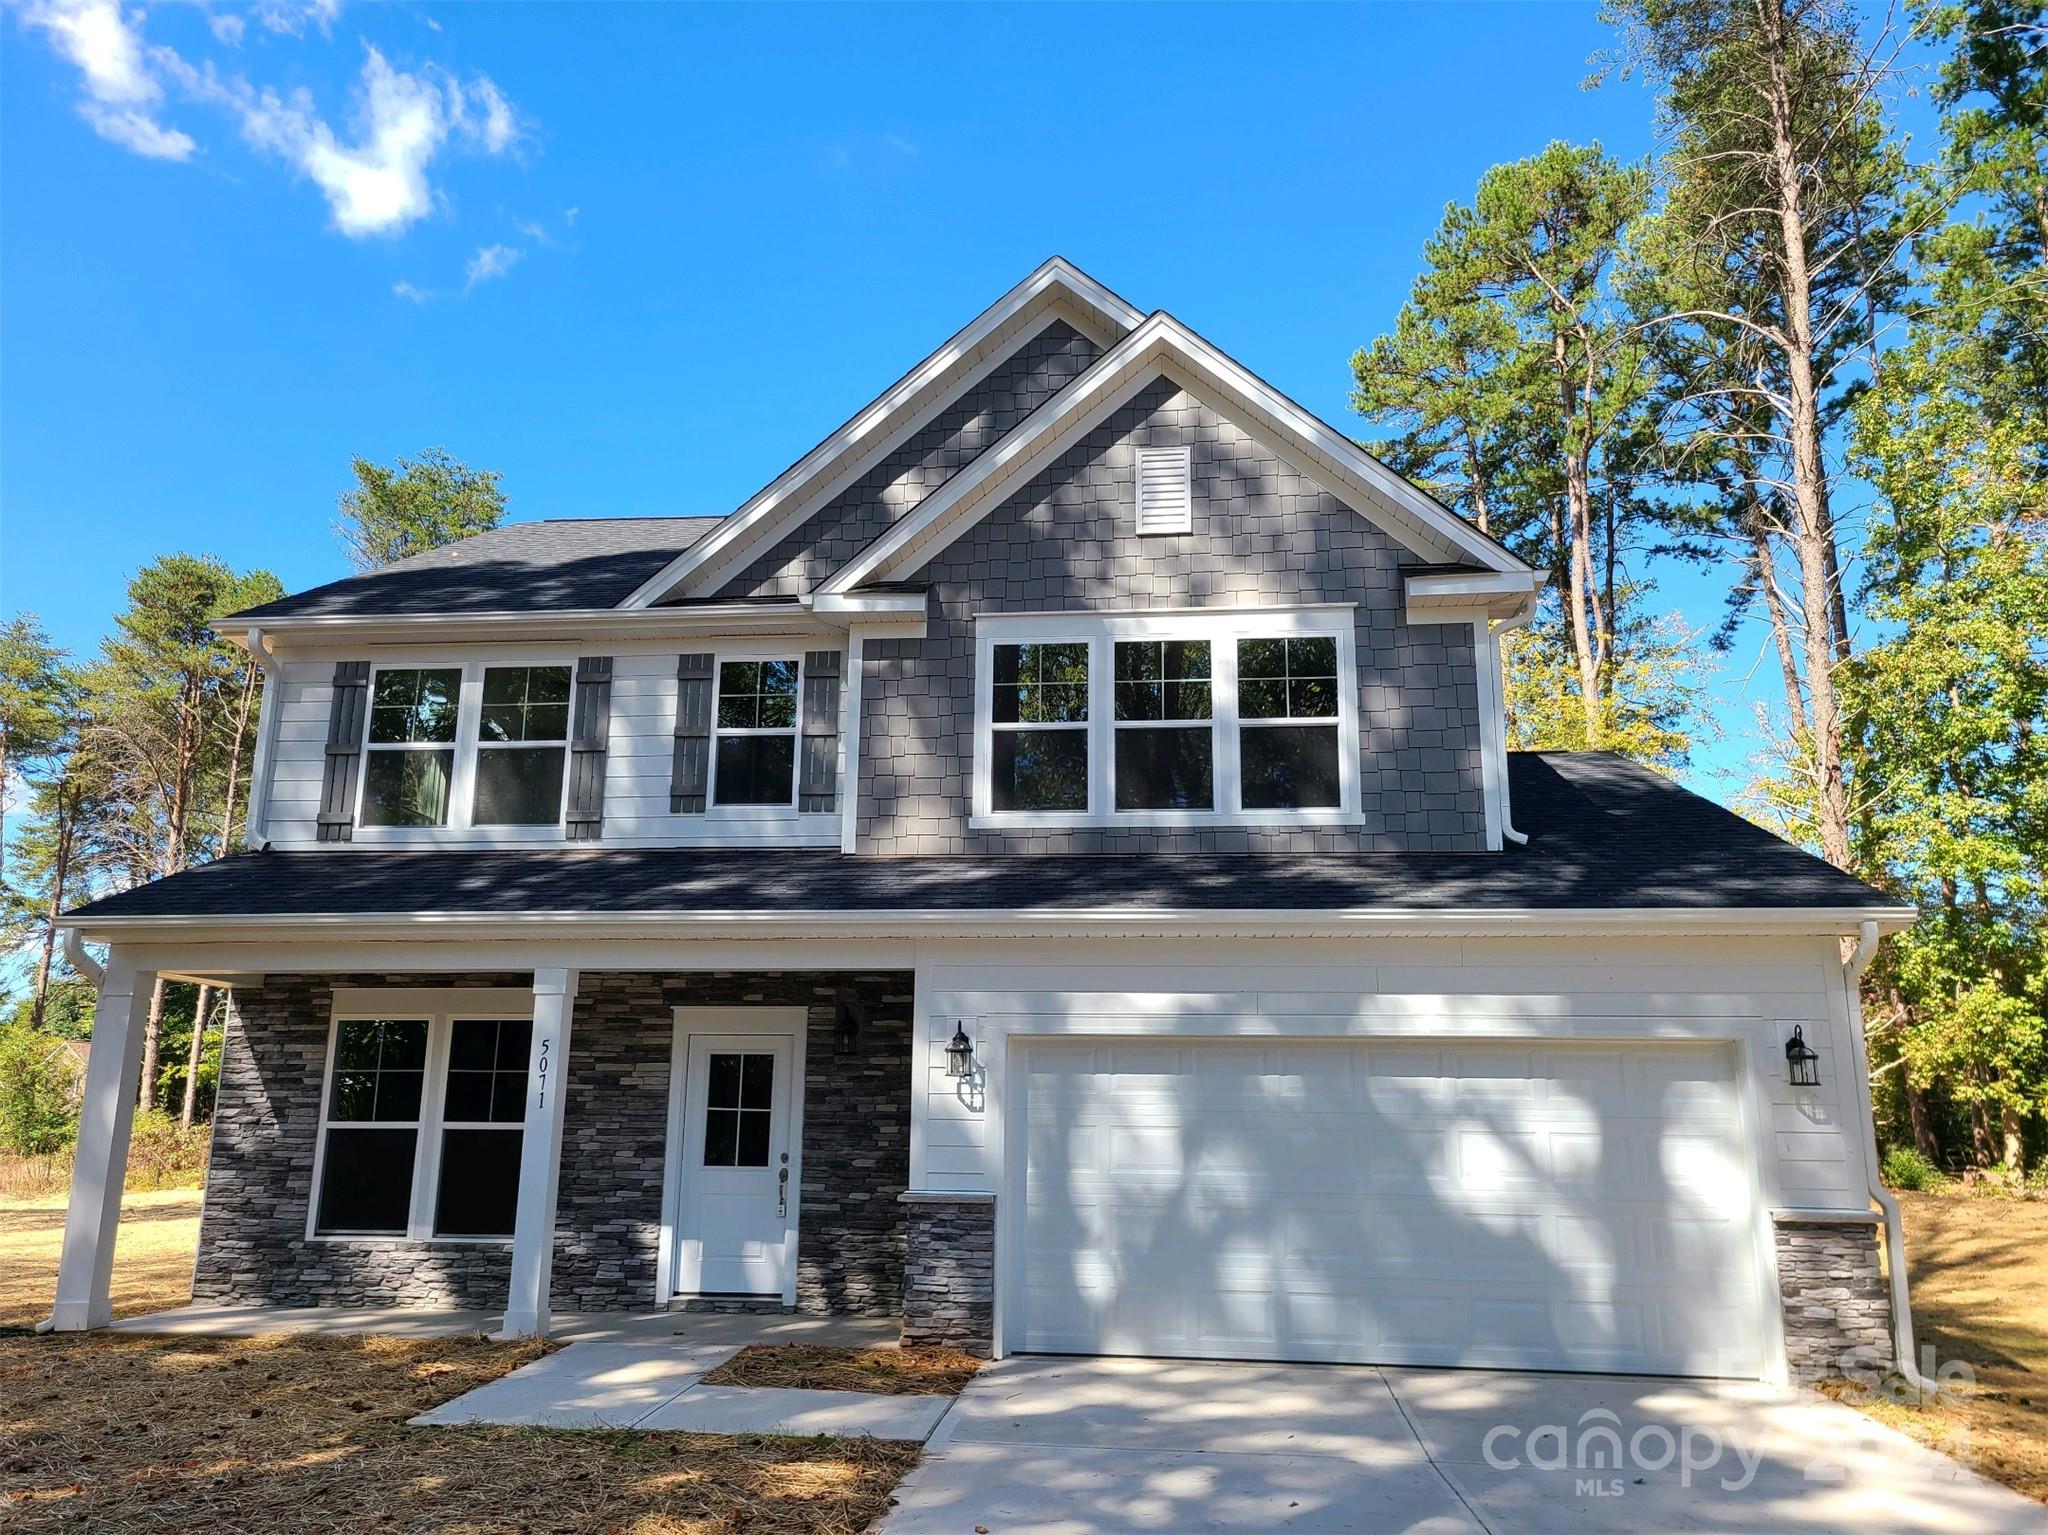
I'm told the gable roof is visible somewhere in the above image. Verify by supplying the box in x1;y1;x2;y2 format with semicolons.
619;257;1147;607
822;311;1532;593
232;517;723;622
67;754;1908;934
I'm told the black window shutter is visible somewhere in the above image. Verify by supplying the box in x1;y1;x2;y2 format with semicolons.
798;650;843;813
316;660;371;844
564;656;613;840
670;653;714;813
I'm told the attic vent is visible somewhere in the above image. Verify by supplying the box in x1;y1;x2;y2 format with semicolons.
1134;446;1193;536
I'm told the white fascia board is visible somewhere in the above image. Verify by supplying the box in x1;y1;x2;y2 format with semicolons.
821;314;1532;594
73;904;1920;946
1403;570;1544;623
622;258;1147;609
246;604;832;653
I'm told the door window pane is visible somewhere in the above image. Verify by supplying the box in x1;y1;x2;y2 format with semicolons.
1240;724;1343;809
434;1128;522;1237
702;1051;773;1168
315;1128;418;1234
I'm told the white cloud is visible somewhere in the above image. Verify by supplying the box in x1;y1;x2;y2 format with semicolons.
392;279;429;303
464;242;520;289
253;0;340;38
192;45;524;238
449;73;517;154
20;0;195;160
207;9;245;46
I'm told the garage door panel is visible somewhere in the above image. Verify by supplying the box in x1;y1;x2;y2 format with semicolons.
1016;1037;1766;1377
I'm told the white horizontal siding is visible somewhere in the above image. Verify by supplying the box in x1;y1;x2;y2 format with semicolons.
259;645;843;849
911;936;1874;1214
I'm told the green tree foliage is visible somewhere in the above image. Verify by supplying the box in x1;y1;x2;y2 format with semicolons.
0;615;71;858
1503;598;1717;771
336;447;506;571
0;1026;83;1157
1845;0;2048;1170
1354;142;1674;752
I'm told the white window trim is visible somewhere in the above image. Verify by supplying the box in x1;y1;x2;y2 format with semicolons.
970;606;1361;830
707;648;806;813
304;988;536;1245
1134;444;1194;535
355;657;575;843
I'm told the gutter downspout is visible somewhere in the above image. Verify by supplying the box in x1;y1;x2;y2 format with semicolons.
242;627;281;849
1493;607;1533;845
61;927;104;989
1843;917;1938;1396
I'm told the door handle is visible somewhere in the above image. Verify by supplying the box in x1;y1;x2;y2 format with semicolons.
777;1166;789;1218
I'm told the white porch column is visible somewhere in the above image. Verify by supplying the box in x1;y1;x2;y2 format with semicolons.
49;953;156;1331
501;966;579;1339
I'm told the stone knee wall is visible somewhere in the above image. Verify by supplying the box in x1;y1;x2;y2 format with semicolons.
1774;1213;1894;1381
194;970;911;1316
193;974;527;1308
900;1193;995;1355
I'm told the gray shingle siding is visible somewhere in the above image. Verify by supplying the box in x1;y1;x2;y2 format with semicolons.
715;321;1102;599
854;376;1488;854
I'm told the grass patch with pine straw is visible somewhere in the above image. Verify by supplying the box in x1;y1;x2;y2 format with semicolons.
703;1344;984;1397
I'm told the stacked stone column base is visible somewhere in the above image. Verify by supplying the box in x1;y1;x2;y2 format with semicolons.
1773;1210;1894;1383
899;1192;994;1356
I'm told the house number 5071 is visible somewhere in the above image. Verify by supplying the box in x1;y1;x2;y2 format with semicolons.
535;1037;551;1110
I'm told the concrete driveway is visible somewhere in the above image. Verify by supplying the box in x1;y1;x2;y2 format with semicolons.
878;1356;2044;1533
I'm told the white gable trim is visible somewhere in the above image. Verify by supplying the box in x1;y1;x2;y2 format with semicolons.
820;314;1532;594
622;258;1146;609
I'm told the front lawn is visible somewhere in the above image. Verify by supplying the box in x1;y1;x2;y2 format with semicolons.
1825;1190;2048;1505
1;1193;920;1533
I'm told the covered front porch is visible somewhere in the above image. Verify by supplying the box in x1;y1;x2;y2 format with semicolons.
47;942;920;1343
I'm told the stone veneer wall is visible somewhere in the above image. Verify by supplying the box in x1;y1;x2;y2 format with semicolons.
899;1193;995;1355
1773;1213;1895;1382
717;321;1103;599
857;376;1487;854
194;970;912;1314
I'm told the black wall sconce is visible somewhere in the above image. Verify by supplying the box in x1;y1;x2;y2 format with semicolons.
835;993;868;1054
1785;1025;1821;1087
945;1020;975;1079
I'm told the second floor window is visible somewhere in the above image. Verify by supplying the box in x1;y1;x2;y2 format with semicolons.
1237;637;1341;809
363;668;461;827
475;666;572;825
714;659;801;806
990;642;1089;812
1114;640;1213;811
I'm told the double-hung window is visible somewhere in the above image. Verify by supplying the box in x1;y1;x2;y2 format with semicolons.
713;659;802;806
975;612;1356;825
311;993;534;1242
989;641;1089;812
357;661;574;833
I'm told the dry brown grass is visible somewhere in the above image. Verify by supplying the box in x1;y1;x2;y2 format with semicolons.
1;1194;922;1532
1822;1190;2048;1505
703;1344;984;1397
0;1187;203;1332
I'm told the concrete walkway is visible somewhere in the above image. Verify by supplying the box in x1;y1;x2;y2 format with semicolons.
878;1355;2048;1534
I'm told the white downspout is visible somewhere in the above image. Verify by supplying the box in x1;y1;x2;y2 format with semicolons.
1492;608;1533;845
242;627;281;849
61;927;104;989
1843;917;1939;1396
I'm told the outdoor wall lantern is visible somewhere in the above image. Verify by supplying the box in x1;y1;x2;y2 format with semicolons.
1784;1025;1821;1087
835;993;867;1055
945;1021;976;1080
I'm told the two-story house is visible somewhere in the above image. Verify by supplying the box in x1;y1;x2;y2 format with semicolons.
53;260;1913;1386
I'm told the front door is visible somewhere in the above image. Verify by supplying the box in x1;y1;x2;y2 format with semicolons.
675;1031;796;1296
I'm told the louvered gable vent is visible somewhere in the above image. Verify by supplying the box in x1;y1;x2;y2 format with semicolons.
1134;445;1193;535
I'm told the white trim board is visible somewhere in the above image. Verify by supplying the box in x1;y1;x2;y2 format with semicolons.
821;312;1533;595
624;258;1146;608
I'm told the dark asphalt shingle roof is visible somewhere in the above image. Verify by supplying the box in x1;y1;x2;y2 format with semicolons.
231;517;725;620
69;754;1899;923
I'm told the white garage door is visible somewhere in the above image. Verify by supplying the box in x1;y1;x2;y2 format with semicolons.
1017;1038;1766;1377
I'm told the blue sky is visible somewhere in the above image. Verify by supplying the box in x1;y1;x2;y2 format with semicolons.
1;2;1931;798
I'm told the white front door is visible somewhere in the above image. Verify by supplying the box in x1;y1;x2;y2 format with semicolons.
675;1031;796;1296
